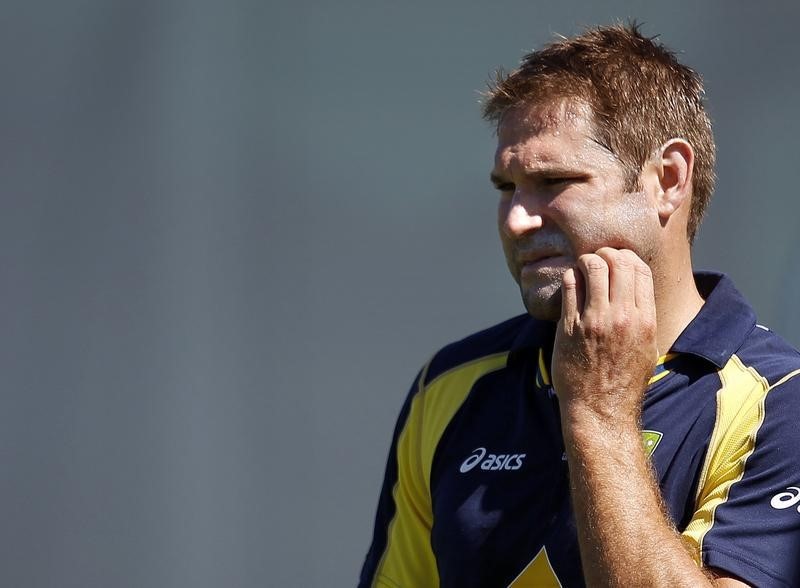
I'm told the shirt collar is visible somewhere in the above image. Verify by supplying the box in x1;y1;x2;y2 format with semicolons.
507;271;755;370
670;271;756;368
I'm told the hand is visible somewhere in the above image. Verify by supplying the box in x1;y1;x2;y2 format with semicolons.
552;247;658;426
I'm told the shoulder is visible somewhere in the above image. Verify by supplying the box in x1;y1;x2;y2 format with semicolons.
690;328;800;586
422;313;543;386
733;324;800;388
748;328;800;439
711;325;800;443
392;314;542;429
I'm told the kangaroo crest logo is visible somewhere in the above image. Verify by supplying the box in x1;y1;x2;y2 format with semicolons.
641;430;663;457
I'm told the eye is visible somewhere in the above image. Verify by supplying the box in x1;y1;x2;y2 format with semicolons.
542;177;573;186
494;182;515;193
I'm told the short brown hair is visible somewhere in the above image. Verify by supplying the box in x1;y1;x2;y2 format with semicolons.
483;23;716;243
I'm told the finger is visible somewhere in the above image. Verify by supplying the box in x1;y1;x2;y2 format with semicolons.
596;247;635;308
574;264;585;317
560;267;581;325
633;257;656;316
576;253;609;311
633;260;658;361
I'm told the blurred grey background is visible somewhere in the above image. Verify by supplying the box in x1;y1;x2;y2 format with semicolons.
1;1;799;586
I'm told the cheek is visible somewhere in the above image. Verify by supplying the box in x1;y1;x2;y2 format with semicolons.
613;191;659;234
596;197;660;253
554;191;657;254
545;196;603;251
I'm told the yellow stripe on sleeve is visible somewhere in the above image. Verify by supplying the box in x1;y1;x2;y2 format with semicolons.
374;352;509;587
420;352;509;492
681;354;770;565
373;364;438;587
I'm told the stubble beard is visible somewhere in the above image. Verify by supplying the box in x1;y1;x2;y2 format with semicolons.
519;265;565;322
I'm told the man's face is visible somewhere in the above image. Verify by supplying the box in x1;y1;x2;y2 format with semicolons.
492;101;660;321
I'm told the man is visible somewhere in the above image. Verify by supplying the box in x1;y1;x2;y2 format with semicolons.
359;24;800;587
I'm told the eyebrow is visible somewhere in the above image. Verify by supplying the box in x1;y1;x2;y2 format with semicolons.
489;166;586;187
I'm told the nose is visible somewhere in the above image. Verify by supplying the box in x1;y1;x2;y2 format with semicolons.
501;197;544;238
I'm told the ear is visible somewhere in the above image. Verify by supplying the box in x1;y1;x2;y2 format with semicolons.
653;138;694;221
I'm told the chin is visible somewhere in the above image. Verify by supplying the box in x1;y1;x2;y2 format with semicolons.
521;285;562;322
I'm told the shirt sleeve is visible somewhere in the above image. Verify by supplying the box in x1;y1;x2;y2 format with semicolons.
358;367;439;588
682;369;800;587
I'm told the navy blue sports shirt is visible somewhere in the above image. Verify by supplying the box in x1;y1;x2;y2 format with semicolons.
359;273;800;587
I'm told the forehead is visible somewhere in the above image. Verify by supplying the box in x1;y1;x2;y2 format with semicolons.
494;100;613;170
499;99;591;137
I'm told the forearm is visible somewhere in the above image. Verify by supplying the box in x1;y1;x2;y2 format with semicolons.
562;407;712;587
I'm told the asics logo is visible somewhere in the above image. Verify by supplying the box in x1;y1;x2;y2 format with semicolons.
459;447;526;473
770;487;800;511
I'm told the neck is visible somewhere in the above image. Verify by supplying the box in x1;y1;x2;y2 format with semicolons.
652;253;704;355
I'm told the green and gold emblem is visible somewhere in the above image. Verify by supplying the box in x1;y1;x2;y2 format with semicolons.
641;430;663;457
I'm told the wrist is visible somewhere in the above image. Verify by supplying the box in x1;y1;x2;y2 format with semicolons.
561;405;642;461
560;399;641;437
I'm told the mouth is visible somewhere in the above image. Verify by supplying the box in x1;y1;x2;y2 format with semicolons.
518;251;569;267
517;252;571;280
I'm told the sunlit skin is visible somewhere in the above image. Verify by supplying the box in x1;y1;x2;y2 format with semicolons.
492;100;660;322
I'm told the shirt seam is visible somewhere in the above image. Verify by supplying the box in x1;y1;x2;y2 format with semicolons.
702;542;789;587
